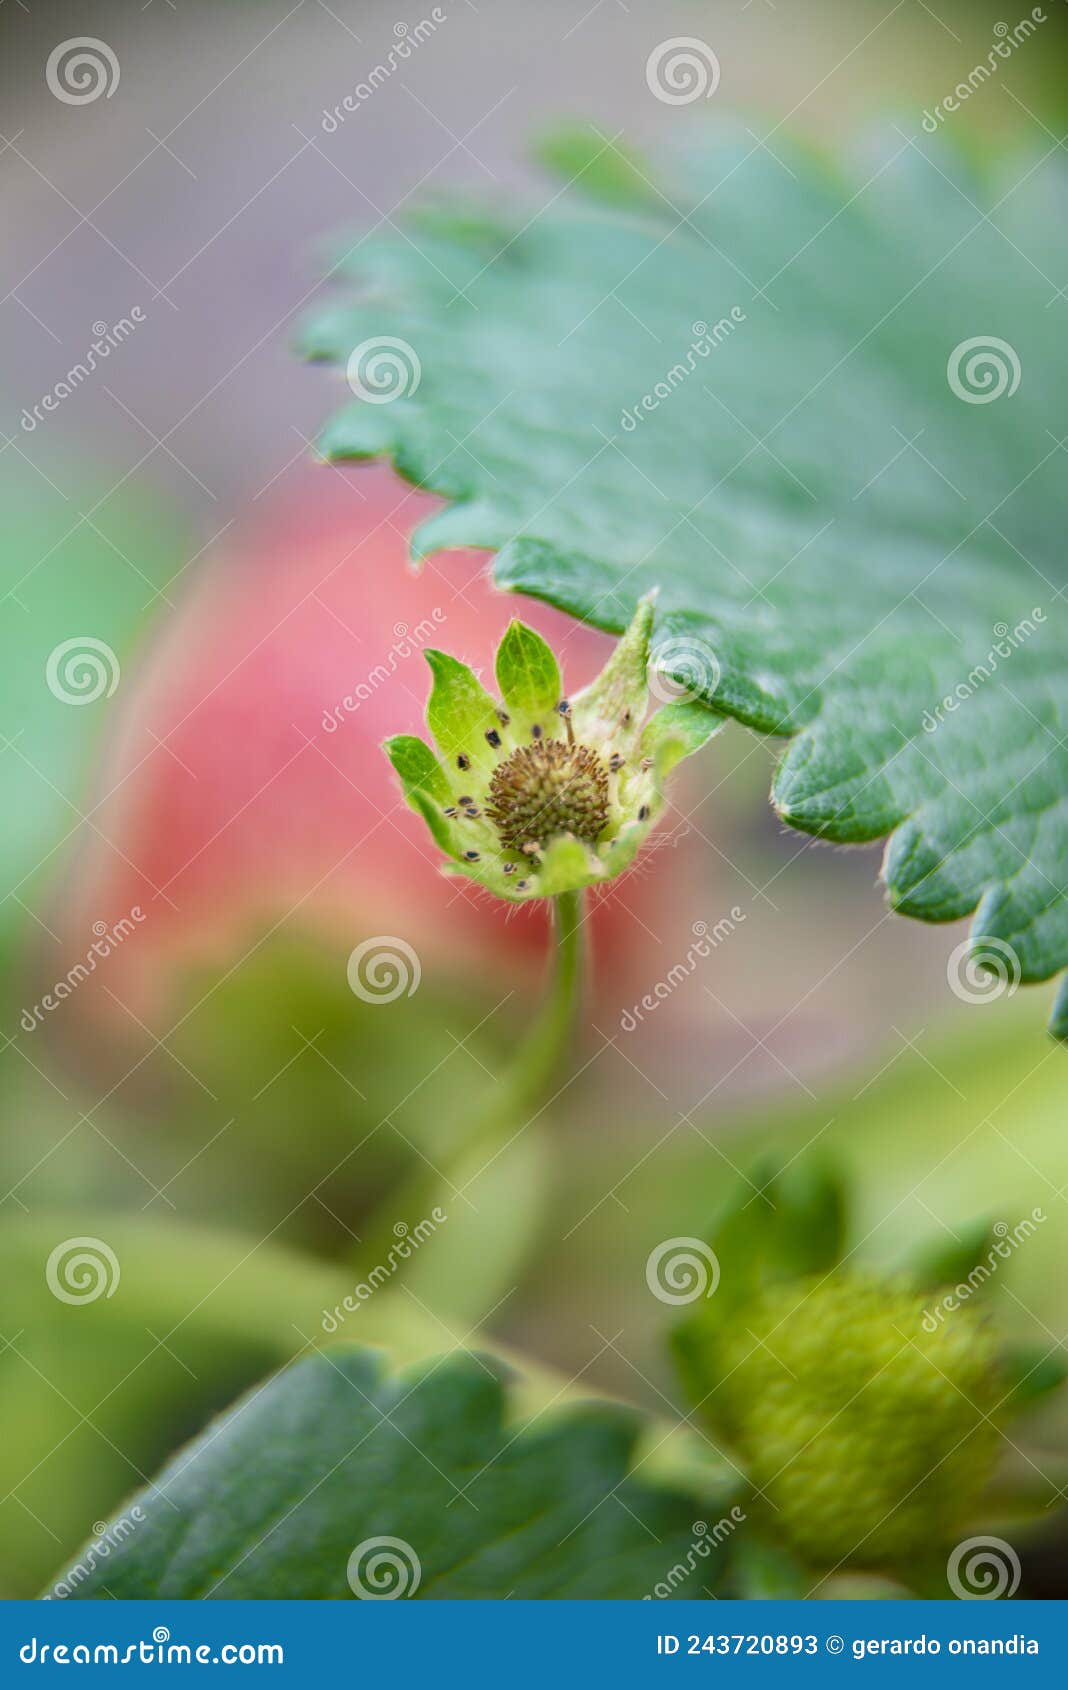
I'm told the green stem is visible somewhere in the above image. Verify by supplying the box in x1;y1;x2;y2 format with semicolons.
490;887;584;1128
352;890;586;1273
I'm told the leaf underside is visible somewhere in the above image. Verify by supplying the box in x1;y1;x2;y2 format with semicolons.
52;1347;728;1599
302;122;1068;1034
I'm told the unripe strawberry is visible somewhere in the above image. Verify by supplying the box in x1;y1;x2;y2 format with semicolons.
387;597;720;902
715;1273;1002;1567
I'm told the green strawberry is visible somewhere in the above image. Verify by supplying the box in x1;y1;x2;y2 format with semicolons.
715;1273;1002;1567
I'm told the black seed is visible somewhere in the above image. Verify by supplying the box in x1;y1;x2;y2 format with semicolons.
496;708;511;726
457;753;470;771
465;806;482;818
503;863;517;875
638;805;649;821
622;709;632;726
609;753;623;773
531;723;543;740
443;806;457;817
557;699;571;716
485;728;502;748
464;850;481;861
516;879;529;891
457;795;472;807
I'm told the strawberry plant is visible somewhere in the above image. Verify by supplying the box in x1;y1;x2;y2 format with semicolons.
40;117;1067;1601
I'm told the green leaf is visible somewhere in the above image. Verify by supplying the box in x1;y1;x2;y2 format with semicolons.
494;620;561;719
302;124;1068;1030
533;123;661;211
0;1211;363;1597
52;1346;732;1599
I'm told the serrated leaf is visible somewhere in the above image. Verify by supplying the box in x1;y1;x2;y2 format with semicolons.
302;124;1068;1031
51;1347;731;1600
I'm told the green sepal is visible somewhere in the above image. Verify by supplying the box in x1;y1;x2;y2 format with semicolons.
425;649;500;777
570;593;655;757
384;734;451;805
384;735;457;857
670;1160;847;1419
906;1218;996;1292
599;820;648;879
495;620;562;720
731;1534;811;1600
409;788;459;858
642;698;724;778
537;835;596;897
998;1345;1068;1413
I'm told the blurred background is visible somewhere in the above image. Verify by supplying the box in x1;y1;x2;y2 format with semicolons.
1;0;1066;1596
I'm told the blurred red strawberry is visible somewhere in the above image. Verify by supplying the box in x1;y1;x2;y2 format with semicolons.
56;464;703;1023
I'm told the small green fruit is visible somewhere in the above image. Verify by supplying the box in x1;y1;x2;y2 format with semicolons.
716;1274;1002;1567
